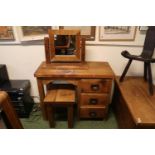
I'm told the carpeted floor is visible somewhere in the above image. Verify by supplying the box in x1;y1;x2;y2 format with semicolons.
20;105;118;129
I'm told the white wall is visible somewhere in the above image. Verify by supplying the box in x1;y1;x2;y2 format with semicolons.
0;27;155;100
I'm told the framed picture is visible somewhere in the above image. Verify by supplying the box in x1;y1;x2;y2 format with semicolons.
59;26;96;41
0;26;14;40
18;26;52;41
139;26;148;31
99;26;136;41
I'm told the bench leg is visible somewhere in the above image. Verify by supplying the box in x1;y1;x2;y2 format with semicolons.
68;105;73;128
47;105;55;128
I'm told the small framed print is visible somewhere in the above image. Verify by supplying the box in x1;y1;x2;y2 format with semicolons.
139;26;148;31
0;26;14;40
99;26;136;41
60;26;96;41
18;26;52;41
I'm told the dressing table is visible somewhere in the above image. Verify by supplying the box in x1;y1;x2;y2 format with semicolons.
34;29;115;120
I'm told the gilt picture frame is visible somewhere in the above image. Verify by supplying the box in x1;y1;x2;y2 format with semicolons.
18;26;52;41
0;26;14;40
139;26;148;31
60;26;96;41
99;26;136;41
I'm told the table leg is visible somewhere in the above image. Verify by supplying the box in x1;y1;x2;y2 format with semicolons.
37;79;47;120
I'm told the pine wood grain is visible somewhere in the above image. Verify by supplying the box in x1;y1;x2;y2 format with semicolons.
114;77;155;128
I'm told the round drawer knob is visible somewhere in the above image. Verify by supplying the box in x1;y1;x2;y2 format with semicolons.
91;84;99;91
89;112;97;117
89;98;98;105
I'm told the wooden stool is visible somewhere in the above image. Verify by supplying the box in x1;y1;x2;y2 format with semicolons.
44;88;75;128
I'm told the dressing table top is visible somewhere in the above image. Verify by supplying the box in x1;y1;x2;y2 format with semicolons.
34;61;115;79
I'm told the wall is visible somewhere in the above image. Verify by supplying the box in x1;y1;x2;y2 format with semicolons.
0;27;155;101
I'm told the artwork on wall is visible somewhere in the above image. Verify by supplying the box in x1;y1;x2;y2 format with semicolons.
60;26;96;41
99;26;136;41
0;26;14;40
18;26;52;41
139;26;148;31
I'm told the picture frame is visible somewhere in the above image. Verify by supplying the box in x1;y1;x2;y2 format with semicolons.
59;26;96;41
99;26;136;41
139;26;148;31
18;26;52;41
0;26;14;40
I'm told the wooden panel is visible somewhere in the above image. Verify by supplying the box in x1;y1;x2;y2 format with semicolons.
80;107;106;118
80;79;112;93
44;37;50;64
112;85;136;128
80;93;108;106
114;77;155;128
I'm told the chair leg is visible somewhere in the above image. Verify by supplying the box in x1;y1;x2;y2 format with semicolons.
147;63;154;95
120;59;132;82
47;105;55;128
67;105;73;128
144;62;148;81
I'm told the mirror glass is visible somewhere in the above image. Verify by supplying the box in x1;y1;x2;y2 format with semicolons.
54;35;76;55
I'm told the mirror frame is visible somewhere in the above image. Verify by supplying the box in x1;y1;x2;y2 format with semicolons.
48;29;84;62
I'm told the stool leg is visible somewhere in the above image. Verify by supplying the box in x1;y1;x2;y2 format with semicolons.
68;105;73;128
47;105;55;128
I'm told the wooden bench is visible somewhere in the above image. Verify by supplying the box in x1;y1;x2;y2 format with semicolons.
112;77;155;129
44;88;75;128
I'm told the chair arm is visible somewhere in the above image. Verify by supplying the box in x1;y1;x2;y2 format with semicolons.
150;58;155;63
121;50;130;57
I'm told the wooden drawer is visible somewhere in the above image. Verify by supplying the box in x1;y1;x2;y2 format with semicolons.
80;107;106;118
80;93;109;106
80;79;112;93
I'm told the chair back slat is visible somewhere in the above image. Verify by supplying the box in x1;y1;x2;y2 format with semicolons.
141;26;155;58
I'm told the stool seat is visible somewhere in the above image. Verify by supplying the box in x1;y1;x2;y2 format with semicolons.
44;88;75;128
44;89;75;104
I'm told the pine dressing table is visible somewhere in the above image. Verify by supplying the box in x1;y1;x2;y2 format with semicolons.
34;29;115;120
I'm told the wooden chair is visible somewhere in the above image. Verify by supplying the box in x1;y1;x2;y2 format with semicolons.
120;26;155;95
44;84;76;128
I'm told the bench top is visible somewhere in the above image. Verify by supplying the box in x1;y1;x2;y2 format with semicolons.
115;77;155;126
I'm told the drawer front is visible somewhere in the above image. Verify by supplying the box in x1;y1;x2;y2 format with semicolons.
80;79;112;93
80;107;106;118
80;93;109;106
